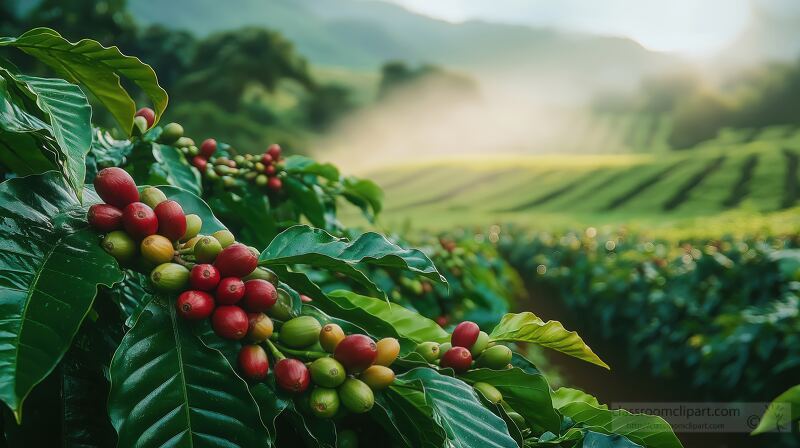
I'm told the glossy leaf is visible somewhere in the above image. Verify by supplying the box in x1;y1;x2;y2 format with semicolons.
489;312;610;369
383;379;448;448
284;155;339;181
342;176;383;220
283;176;328;229
0;27;168;133
85;129;132;182
208;189;276;248
397;368;518;448
581;431;644;448
260;225;445;297
552;388;683;448
751;384;800;435
108;299;271;447
149;144;201;196
460;367;561;434
0;172;124;420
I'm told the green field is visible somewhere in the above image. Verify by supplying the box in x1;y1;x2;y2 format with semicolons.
344;127;800;234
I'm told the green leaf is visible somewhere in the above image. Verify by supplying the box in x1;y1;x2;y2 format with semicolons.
383;379;449;448
85;129;132;182
283;176;328;228
489;312;610;369
108;299;271;447
259;225;445;297
581;431;644;448
460;367;561;434
207;189;276;248
149;144;201;196
397;368;518;448
0;172;124;421
751;384;800;435
342;176;383;220
0;27;168;133
327;289;449;344
284;155;340;181
552;388;683;448
15;74;92;201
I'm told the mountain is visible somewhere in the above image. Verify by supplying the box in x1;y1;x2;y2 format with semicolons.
721;0;800;66
128;0;676;93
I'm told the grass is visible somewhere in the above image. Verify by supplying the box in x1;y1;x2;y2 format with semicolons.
338;127;800;236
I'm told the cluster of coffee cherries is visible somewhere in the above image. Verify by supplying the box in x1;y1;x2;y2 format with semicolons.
263;316;398;419
414;321;512;372
189;139;286;193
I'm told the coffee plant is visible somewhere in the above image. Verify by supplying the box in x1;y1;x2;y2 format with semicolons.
0;27;684;447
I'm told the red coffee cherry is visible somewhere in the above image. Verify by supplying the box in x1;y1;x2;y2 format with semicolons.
440;347;473;373
211;306;248;340
241;279;277;312
200;138;217;158
334;334;378;373
216;277;245;305
274;358;310;393
451;321;480;349
175;290;214;320
135;107;156;128
154;200;186;241
94;167;139;208
87;203;123;232
122;202;158;239
238;345;269;380
214;243;257;277
189;264;220;291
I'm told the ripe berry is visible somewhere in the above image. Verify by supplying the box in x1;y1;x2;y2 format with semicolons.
274;358;310;393
175;290;214;320
214;243;257;277
451;321;480;349
122;202;158;239
216;277;245;305
211;306;249;340
334;334;377;373
267;177;282;192
267;144;281;160
246;312;273;342
440;347;472;373
374;338;400;366
319;323;346;353
200;138;217;158
94;167;139;208
265;165;276;176
238;345;269;380
140;234;175;264
436;315;448;327
241;279;277;312
154;200;186;241
360;365;395;390
192;156;208;171
88;203;123;232
261;153;273;164
135;107;156;128
190;264;220;291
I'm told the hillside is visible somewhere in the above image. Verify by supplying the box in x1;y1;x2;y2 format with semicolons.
350;126;800;231
128;0;676;90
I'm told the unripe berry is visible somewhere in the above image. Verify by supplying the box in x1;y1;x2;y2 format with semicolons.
175;290;214;320
211;306;248;340
359;365;395;390
175;137;194;148
159;122;183;144
476;345;513;370
280;316;322;348
319;323;345;353
135;107;155;128
310;357;346;388
267;177;282;192
215;277;245;305
275;358;310;393
470;331;490;357
191;156;208;171
473;382;502;404
182;214;202;241
438;342;452;358
212;229;235;248
255;174;268;187
309;387;339;419
338;378;374;413
200;138;217;158
94;167;139;208
194;236;222;263
140;234;175;264
140;186;167;209
246;312;273;342
267;144;281;160
150;263;190;292
88;203;123;232
154;200;186;241
243;267;279;284
214;243;257;278
241;279;277;312
451;321;480;349
440;347;472;373
334;334;377;373
122;202;158;239
374;338;400;366
415;341;440;362
238;345;269;380
189;263;220;291
132;116;148;136
102;230;136;262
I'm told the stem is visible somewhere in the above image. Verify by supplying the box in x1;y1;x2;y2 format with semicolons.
264;339;286;361
177;247;194;255
273;342;329;360
172;254;196;269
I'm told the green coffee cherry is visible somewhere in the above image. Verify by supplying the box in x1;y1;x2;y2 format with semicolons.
234;155;245;164
102;230;136;262
470;331;490;357
507;411;526;428
310;357;346;388
255;174;268;187
159;122;184;144
338;378;374;414
175;136;194;148
438;342;451;358
415;341;440;362
476;345;513;369
309;387;340;419
243;267;278;284
255;162;265;172
222;176;236;188
473;382;503;404
140;187;167;209
182;214;202;241
212;229;236;248
268;288;294;321
280;316;322;348
132;116;148;136
150;262;190;292
194;236;222;263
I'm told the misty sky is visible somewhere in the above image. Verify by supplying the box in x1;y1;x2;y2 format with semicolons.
375;0;754;55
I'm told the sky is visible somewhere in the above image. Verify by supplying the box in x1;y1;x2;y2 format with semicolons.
375;0;753;56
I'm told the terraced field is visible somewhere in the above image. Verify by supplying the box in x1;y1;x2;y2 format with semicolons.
353;127;800;231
